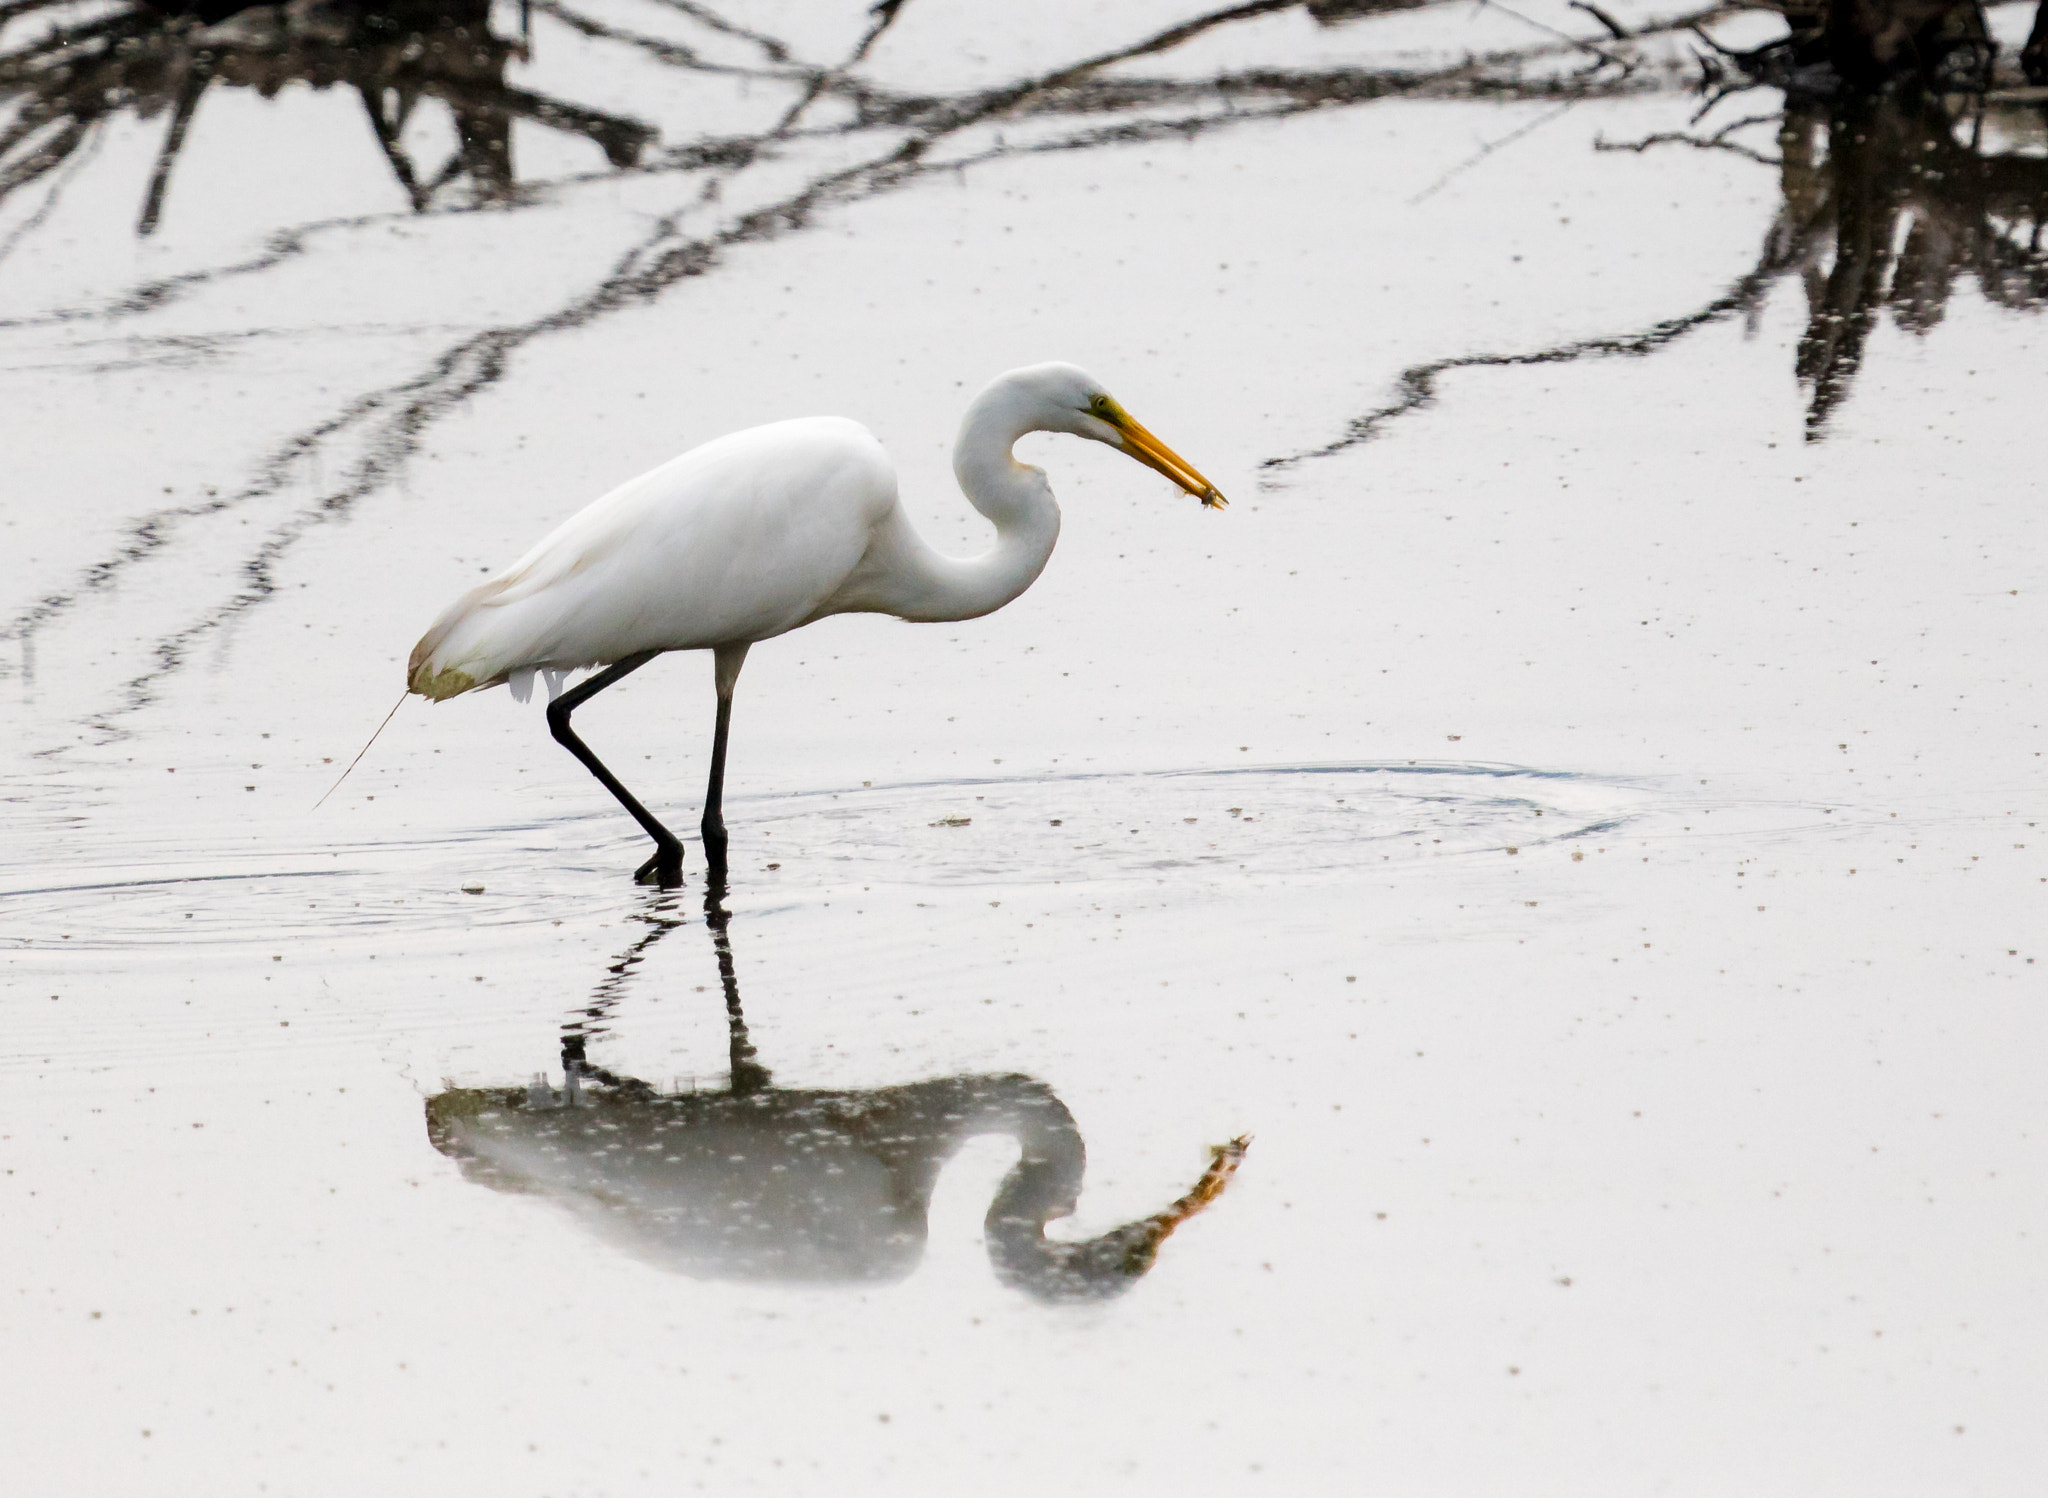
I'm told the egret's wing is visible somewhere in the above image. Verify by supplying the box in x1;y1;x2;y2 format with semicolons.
409;418;896;697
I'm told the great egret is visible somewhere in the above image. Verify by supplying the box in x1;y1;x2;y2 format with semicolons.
406;363;1225;884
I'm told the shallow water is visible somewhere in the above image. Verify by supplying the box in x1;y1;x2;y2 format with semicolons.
5;1;2048;1492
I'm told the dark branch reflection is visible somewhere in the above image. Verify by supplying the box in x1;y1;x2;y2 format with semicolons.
0;0;652;233
1770;92;2048;436
1276;87;2048;467
425;882;1248;1303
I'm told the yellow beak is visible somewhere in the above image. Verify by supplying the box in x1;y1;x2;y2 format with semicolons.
1103;399;1227;509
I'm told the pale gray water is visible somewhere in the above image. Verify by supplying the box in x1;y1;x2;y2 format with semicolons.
5;1;2048;1492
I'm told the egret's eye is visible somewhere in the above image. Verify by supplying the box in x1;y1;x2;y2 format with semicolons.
1090;395;1112;415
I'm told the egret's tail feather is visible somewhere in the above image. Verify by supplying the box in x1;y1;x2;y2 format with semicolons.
407;661;480;700
407;572;525;701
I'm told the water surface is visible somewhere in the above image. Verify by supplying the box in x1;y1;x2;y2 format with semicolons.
5;1;2047;1492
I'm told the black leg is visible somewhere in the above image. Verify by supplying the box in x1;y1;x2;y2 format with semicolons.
700;643;750;880
545;651;684;886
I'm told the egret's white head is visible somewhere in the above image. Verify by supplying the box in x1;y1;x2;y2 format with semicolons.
989;362;1227;509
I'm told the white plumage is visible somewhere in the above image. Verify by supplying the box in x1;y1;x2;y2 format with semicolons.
406;363;1224;883
412;418;894;697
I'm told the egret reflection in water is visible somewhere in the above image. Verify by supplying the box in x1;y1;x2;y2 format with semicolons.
0;0;652;233
425;885;1248;1302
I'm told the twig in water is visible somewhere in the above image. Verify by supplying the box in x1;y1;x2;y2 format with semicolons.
315;693;407;808
1475;0;1628;69
1569;0;1630;39
1595;110;1781;166
0;117;100;267
1410;98;1578;203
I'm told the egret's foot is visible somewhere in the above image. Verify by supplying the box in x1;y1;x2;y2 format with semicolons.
701;819;729;880
634;844;684;887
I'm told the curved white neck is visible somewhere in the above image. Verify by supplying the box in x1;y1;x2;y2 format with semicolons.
853;379;1063;624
